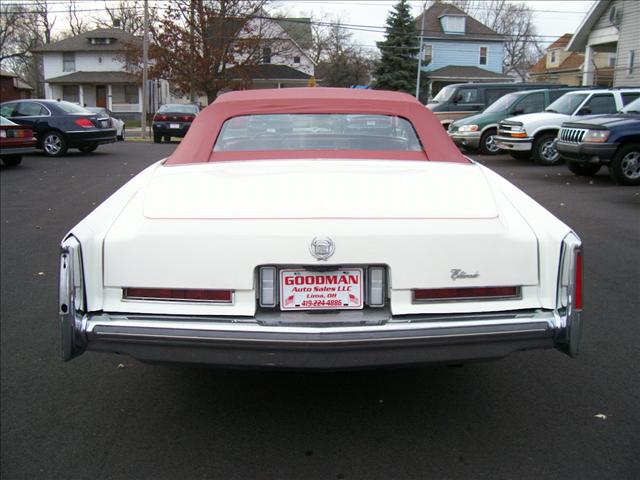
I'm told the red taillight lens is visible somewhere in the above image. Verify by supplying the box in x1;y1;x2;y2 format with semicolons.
574;252;583;310
413;286;519;302
124;288;233;303
154;114;168;121
75;118;94;128
182;115;194;122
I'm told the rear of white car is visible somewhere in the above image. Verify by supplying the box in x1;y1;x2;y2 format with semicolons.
59;160;583;368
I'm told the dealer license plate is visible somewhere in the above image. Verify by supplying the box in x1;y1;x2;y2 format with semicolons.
280;268;364;311
169;123;180;129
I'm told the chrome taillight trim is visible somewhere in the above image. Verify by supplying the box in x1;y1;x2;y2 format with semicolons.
555;232;583;357
59;235;87;361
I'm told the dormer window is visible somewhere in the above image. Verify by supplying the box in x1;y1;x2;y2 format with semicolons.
551;50;557;63
89;37;112;45
441;15;465;34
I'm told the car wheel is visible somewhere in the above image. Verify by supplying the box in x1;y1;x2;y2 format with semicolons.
78;145;98;153
42;131;68;157
2;155;22;167
118;127;125;141
509;151;530;161
479;129;501;155
609;143;640;186
533;133;562;165
154;133;161;143
567;162;601;177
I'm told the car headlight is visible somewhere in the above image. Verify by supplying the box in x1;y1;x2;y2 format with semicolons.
458;125;479;133
583;130;610;143
509;124;525;133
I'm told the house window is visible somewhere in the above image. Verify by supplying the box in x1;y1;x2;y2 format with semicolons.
262;47;272;64
550;50;557;63
441;15;465;34
479;47;488;66
111;85;139;104
63;52;76;72
608;53;616;68
293;56;301;64
62;85;79;103
629;50;636;75
608;5;618;24
422;44;433;65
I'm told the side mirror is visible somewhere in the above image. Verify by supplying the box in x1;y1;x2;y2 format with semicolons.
453;94;462;104
577;106;591;115
511;108;524;115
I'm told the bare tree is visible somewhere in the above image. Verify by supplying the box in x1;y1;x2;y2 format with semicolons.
94;0;159;35
0;3;37;63
66;0;90;36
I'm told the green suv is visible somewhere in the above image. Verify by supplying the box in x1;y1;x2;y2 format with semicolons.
448;88;578;155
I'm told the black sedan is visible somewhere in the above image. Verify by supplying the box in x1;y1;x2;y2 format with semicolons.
152;104;199;143
0;99;117;157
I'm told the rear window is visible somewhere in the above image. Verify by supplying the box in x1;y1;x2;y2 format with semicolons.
213;114;423;152
158;104;198;114
56;101;91;114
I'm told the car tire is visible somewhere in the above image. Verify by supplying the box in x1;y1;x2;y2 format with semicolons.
2;155;22;167
78;145;98;153
154;133;161;143
567;162;601;177
532;133;562;165
509;151;530;161
608;143;640;186
479;129;501;155
118;127;125;141
41;131;68;157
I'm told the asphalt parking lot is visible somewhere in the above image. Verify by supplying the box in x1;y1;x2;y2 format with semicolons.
1;142;639;480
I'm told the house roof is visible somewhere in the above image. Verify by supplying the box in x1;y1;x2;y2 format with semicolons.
547;33;573;50
567;0;612;52
425;65;511;80
274;18;313;50
46;71;138;84
33;28;140;53
226;64;311;80
0;70;34;89
415;2;505;41
529;51;584;75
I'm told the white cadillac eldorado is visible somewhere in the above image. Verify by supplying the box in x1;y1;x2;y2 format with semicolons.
59;88;583;369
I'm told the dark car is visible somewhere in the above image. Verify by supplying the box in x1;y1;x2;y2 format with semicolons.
557;98;640;185
0;99;117;157
426;82;568;129
152;104;199;143
0;116;37;166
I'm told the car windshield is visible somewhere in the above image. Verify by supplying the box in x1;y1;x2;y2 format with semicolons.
546;93;588;115
621;97;640;113
483;92;519;113
158;104;198;114
55;101;93;114
213;114;423;152
431;86;456;103
0;116;17;126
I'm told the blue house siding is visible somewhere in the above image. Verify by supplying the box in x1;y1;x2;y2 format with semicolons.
422;40;504;73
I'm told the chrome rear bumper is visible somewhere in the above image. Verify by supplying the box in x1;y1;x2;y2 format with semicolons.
60;309;579;368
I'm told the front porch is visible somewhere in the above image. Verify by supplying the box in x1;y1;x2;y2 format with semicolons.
45;71;143;119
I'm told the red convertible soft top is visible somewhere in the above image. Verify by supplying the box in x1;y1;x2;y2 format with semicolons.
165;87;469;164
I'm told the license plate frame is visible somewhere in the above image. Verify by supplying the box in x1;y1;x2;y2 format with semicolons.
279;268;364;311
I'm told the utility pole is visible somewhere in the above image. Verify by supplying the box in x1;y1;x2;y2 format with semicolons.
141;0;149;139
415;1;427;100
189;0;195;104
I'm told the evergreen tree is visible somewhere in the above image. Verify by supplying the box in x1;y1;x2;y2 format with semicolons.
374;0;419;93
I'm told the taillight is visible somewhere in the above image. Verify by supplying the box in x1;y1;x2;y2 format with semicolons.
367;266;386;307
413;286;519;302
75;118;94;128
574;251;583;310
123;287;233;303
259;266;277;307
154;114;168;121
182;115;194;122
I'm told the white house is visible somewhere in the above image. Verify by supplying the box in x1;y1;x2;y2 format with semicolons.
567;0;640;87
34;28;167;118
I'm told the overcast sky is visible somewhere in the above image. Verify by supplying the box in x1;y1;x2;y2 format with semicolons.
39;0;595;50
